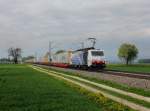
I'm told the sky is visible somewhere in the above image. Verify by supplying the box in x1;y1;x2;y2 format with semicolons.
0;0;150;61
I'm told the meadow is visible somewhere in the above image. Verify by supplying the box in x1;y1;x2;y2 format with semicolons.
0;64;103;111
106;64;150;73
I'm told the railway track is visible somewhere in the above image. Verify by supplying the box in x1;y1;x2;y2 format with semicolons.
34;63;150;80
69;67;150;80
101;70;150;80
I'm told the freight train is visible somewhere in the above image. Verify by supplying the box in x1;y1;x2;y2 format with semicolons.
49;47;106;69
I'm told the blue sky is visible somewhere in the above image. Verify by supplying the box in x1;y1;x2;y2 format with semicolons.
0;0;150;61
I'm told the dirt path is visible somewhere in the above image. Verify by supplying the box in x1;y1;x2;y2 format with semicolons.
30;65;150;111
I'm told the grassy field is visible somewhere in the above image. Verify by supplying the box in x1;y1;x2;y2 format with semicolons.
106;64;150;73
0;64;104;111
42;66;150;97
33;67;150;111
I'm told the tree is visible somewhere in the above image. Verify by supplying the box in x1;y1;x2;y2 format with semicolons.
118;43;138;65
22;56;35;62
8;48;22;64
55;50;66;54
0;58;10;64
138;59;150;63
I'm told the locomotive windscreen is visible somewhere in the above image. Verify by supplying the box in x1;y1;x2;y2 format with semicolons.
91;51;104;56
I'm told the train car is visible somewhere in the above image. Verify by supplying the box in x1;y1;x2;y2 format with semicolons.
51;51;72;68
71;47;106;69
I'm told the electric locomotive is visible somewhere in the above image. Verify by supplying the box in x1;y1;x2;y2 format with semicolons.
71;47;106;69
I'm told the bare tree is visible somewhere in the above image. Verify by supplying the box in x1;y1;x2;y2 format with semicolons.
8;48;22;64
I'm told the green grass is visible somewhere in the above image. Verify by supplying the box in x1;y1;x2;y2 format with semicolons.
40;66;150;97
0;64;104;111
106;64;150;73
36;66;150;108
69;77;150;108
32;65;136;111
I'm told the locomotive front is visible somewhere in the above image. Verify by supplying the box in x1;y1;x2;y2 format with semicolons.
88;49;106;69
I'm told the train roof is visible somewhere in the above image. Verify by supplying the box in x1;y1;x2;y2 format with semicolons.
74;47;95;52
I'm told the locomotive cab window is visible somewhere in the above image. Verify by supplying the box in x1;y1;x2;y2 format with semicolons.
91;51;104;56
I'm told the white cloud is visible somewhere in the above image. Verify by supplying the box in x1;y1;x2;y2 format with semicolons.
0;0;150;59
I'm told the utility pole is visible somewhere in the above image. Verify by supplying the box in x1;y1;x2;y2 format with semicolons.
34;52;37;62
49;41;52;62
80;42;84;49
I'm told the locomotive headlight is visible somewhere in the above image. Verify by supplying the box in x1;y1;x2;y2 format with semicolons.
92;60;105;64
